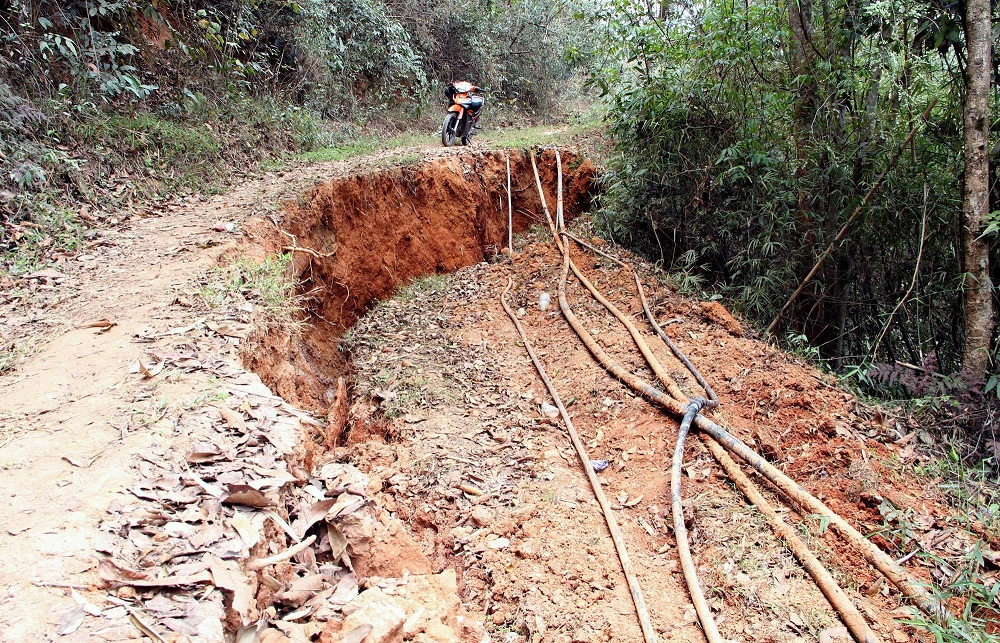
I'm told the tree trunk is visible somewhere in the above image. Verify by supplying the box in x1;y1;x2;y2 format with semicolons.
960;0;993;381
786;0;819;333
787;0;817;196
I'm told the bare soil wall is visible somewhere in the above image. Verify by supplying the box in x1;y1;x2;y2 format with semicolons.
241;149;596;410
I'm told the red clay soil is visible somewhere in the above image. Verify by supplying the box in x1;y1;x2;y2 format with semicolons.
335;231;978;642
241;149;595;411
540;241;953;588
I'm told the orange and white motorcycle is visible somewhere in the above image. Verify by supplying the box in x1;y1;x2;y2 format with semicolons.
441;81;484;147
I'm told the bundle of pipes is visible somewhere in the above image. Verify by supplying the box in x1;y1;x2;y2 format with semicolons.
497;148;952;643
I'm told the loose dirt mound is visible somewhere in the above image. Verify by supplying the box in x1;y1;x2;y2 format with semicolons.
242;149;596;411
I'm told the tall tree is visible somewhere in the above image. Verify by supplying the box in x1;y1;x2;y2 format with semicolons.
960;0;993;381
787;0;818;224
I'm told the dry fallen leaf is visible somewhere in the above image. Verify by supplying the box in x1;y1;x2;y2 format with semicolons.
99;558;213;588
55;605;86;635
260;629;293;643
128;607;167;643
98;559;149;582
624;494;644;508
328;493;366;520
819;626;851;643
266;511;300;543
26;268;66;280
231;512;261;548
342;625;374;643
235;624;267;643
983;548;1000;567
164;521;198;539
189;522;225;549
160;617;200;637
223;484;275;508
184;473;224;497
208;556;255;620
135;359;164;378
272;621;311;643
328;524;349;561
207;320;248;339
159;319;205;336
186;443;223;464
636;517;657;537
71;588;102;617
144;594;187;618
62;454;94;468
329;574;359;606
217;406;248;431
292;499;335;539
75;318;117;333
275;574;325;606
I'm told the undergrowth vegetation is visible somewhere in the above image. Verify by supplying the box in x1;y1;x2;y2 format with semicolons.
582;0;1000;470
582;0;996;391
197;252;302;334
900;445;1000;641
580;2;1000;634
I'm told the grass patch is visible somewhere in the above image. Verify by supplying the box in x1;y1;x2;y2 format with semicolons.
196;253;302;333
297;131;431;163
296;119;602;167
74;112;223;192
0;341;31;376
2;197;85;276
903;556;1000;643
910;445;1000;535
479;123;568;148
3;91;326;274
395;273;450;303
66;95;323;196
479;119;602;149
879;440;1000;642
395;152;422;166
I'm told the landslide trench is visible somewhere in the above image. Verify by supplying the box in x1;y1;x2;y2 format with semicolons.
243;149;597;413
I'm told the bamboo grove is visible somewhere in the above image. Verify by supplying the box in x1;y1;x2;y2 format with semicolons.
584;0;1000;408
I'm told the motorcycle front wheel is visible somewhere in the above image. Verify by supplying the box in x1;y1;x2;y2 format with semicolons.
441;112;459;147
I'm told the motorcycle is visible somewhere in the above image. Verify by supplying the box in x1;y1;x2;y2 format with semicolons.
441;81;484;147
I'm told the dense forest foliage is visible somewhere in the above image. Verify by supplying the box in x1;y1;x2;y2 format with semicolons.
584;0;999;410
0;0;584;268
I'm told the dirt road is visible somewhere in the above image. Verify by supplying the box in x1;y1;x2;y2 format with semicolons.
0;144;450;640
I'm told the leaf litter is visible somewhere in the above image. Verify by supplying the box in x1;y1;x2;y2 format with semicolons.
43;281;466;642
